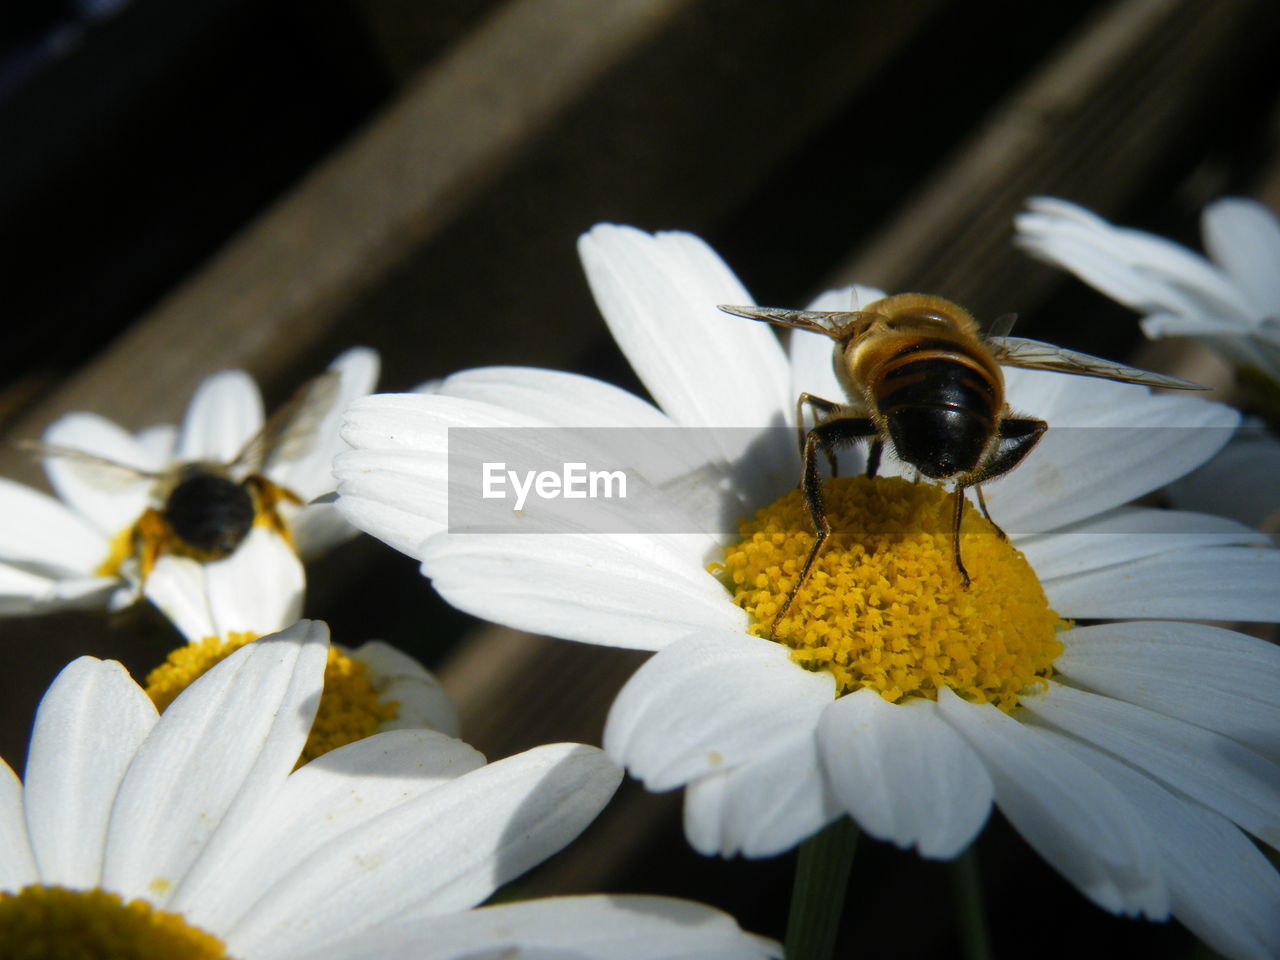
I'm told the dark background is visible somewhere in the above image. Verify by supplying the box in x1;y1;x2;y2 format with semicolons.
2;1;1278;956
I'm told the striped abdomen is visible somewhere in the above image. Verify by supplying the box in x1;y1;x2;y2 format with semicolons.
857;335;1003;479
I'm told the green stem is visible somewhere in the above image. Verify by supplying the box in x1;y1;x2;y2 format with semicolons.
784;817;859;960
950;844;992;960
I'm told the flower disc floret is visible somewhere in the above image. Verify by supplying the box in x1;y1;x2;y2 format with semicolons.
145;633;399;763
0;886;230;960
718;476;1066;711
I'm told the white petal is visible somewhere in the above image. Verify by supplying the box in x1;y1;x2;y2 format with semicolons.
0;565;116;615
1169;421;1280;532
267;348;380;501
683;725;841;858
182;729;484;936
40;413;157;538
605;630;834;789
817;690;992;858
984;382;1238;534
1055;621;1280;761
102;621;328;904
578;226;792;457
0;759;38;891
0;477;111;573
335;452;449;556
177;370;265;463
1042;726;1280;960
225;743;620;956
350;640;461;738
1044;546;1280;622
323;894;779;960
23;658;156;888
420;533;743;651
143;528;303;641
1202;197;1280;316
1020;682;1280;849
289;502;359;558
936;688;1167;917
1018;506;1265;581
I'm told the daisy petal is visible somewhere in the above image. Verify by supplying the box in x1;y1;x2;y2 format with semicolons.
0;477;111;573
181;729;485;935
0;566;116;615
985;382;1237;534
350;640;461;737
225;743;620;955
177;370;264;463
102;621;328;904
605;631;834;789
23;658;157;888
684;727;842;858
0;759;38;891
329;894;780;960
267;347;380;501
204;527;304;637
40;413;156;537
1018;506;1265;581
1055;621;1280;761
818;690;992;858
1043;727;1280;960
937;688;1167;917
1202;198;1280;314
1045;546;1280;622
420;534;743;651
1020;683;1280;848
578;226;791;449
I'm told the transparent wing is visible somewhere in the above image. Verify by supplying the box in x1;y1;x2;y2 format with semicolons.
718;303;871;341
987;336;1207;390
985;312;1018;338
229;369;343;473
19;440;159;489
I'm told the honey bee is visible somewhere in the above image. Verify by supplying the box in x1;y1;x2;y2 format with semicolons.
719;293;1206;623
26;370;341;581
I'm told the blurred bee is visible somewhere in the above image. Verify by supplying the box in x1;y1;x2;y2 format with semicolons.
26;371;341;580
719;293;1206;624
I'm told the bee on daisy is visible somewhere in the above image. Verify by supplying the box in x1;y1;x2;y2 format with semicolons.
334;224;1280;960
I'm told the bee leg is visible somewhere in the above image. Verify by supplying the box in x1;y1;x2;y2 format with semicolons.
950;489;971;587
864;438;883;479
974;486;1005;539
796;393;844;475
132;508;170;580
952;417;1048;582
773;417;876;637
244;475;303;549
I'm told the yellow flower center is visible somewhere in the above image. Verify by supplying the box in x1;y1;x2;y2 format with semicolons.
715;476;1065;712
0;885;230;959
145;633;399;765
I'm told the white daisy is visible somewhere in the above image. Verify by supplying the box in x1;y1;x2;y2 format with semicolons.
142;551;461;757
335;225;1280;958
0;619;777;959
0;348;379;619
1014;195;1280;383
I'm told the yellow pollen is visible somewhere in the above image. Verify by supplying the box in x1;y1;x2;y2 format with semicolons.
716;476;1065;712
145;633;399;765
96;526;135;578
0;885;230;959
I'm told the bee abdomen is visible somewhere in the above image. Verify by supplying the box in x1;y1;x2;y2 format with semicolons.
164;472;255;557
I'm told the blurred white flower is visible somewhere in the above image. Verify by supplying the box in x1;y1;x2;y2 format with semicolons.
0;348;378;619
0;619;776;959
1015;195;1280;382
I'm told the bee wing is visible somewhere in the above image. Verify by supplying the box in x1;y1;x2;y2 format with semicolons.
718;304;870;341
987;336;1208;390
985;312;1018;338
18;440;159;489
229;370;344;473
